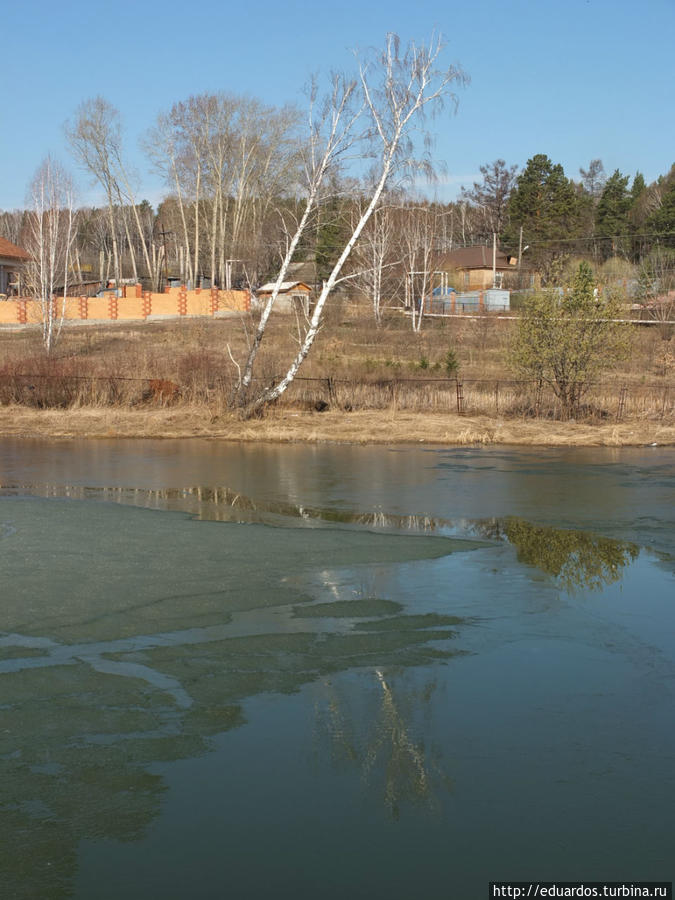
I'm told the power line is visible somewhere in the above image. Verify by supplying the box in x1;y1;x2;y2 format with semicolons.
511;231;675;248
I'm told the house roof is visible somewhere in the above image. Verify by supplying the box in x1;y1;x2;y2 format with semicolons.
437;246;517;270
257;281;311;294
0;237;29;260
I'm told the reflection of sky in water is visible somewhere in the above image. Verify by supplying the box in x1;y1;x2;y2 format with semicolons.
0;440;673;899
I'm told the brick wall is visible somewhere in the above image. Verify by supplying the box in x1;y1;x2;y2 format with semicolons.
0;286;250;325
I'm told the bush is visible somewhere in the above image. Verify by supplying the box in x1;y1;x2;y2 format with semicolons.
510;262;630;417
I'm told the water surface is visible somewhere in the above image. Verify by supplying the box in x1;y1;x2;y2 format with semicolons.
0;440;673;899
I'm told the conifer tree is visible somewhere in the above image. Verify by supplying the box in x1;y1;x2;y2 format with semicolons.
595;169;631;258
505;154;580;279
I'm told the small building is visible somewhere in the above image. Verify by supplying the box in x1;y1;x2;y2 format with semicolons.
0;237;29;298
436;246;518;291
256;281;312;314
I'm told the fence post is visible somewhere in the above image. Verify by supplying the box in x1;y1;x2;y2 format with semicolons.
178;286;187;316
326;376;337;406
617;385;627;421
456;378;464;415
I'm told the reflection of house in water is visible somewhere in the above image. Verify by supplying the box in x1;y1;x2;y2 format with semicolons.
0;237;29;297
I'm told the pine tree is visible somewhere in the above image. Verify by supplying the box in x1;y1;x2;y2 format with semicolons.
647;176;675;237
631;172;646;202
595;170;631;258
505;154;581;280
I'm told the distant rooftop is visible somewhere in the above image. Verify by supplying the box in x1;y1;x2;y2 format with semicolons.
257;281;311;294
0;237;29;260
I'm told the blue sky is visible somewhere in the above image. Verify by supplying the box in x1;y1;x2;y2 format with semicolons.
2;0;673;210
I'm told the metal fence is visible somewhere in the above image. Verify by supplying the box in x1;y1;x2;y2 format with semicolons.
280;375;673;421
0;371;672;421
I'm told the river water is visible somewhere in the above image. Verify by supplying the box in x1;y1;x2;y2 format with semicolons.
0;440;673;899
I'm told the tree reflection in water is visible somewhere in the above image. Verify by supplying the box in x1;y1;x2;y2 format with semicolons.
314;667;452;821
478;518;640;593
0;480;642;593
0;485;645;897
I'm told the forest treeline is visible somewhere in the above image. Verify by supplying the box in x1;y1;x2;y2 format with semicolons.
1;92;674;298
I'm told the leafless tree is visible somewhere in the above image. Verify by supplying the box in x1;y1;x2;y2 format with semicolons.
0;210;25;245
24;157;76;353
236;73;362;399
400;204;439;332
351;197;400;324
638;247;675;338
66;97;161;288
579;159;606;198
243;33;466;413
460;159;518;238
65;98;124;288
147;93;302;289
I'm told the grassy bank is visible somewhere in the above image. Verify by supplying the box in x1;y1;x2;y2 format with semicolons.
0;406;673;446
0;308;672;446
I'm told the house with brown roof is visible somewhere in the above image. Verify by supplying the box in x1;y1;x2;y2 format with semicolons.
436;246;518;291
0;237;29;298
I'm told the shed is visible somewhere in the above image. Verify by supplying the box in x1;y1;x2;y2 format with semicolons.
256;281;312;314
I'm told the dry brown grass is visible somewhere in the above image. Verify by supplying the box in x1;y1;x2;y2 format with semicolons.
0;405;672;446
0;308;672;445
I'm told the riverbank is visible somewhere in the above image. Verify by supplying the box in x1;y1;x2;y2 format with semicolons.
0;405;672;446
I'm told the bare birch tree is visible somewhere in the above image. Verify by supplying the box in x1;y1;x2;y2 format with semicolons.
0;210;25;245
66;97;161;289
147;94;302;291
235;73;362;400
351;197;400;324
244;33;466;413
24;157;76;353
400;205;439;332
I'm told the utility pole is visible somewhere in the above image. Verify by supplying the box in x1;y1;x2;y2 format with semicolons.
518;225;523;272
492;232;497;288
158;224;173;292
